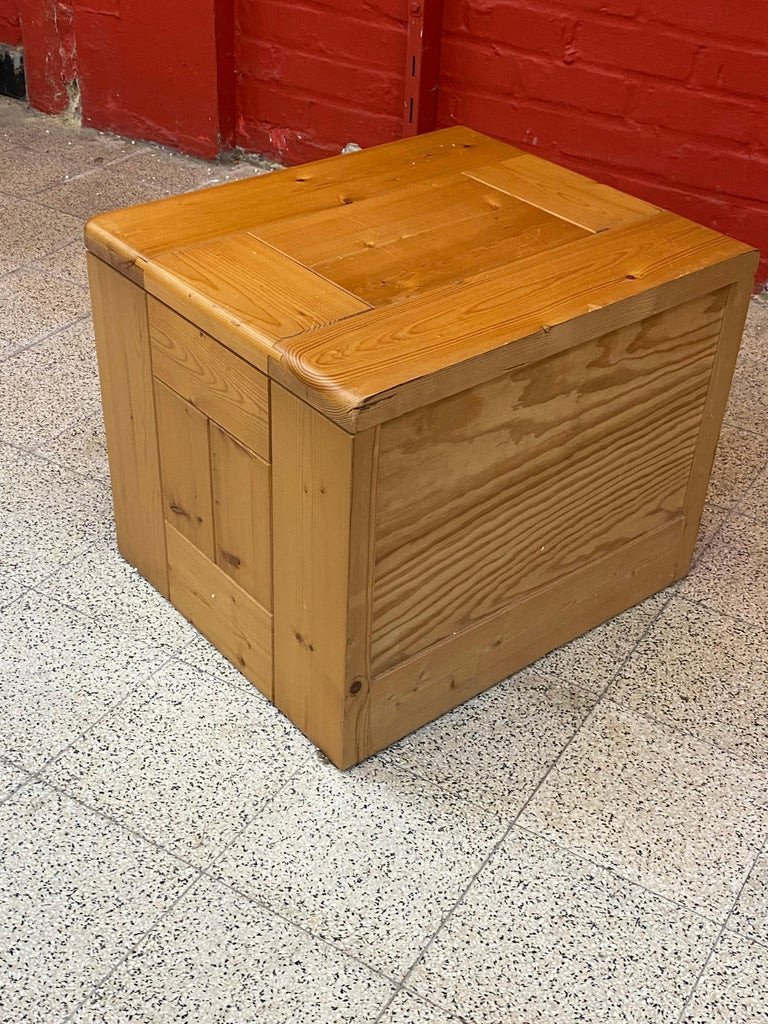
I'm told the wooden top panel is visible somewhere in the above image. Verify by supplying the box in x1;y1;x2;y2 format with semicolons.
253;172;589;307
85;126;757;430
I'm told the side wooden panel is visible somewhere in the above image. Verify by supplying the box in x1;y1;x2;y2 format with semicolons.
86;254;168;596
211;424;272;610
154;380;214;559
166;524;273;698
367;519;683;756
271;384;375;768
675;274;756;573
148;297;270;459
370;288;729;675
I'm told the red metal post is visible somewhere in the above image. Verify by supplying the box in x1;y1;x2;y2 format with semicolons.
402;0;444;137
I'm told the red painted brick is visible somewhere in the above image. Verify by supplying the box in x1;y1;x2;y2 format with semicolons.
0;0;21;46
628;80;766;145
693;44;768;101
639;0;759;43
573;19;696;80
443;0;574;56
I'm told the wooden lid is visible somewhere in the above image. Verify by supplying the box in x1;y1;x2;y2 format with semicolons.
85;126;757;431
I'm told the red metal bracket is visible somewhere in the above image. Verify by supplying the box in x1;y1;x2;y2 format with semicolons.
402;0;444;137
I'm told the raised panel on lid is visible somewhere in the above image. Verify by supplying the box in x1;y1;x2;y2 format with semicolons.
254;173;588;306
149;297;270;459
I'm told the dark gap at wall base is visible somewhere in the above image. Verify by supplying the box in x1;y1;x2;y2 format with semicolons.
0;46;25;100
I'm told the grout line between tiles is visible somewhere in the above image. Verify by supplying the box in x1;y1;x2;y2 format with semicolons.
0;313;90;364
374;582;679;1020
674;834;768;1023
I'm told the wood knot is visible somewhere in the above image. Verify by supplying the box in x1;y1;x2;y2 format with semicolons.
169;503;189;518
350;680;363;695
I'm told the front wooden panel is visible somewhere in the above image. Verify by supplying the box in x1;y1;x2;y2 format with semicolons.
148;299;274;697
370;287;730;675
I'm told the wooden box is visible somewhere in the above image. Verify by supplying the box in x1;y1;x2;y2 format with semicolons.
85;127;756;768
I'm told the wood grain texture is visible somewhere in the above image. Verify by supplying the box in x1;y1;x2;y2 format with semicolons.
675;272;756;573
367;519;684;756
87;254;169;596
370;288;729;674
274;214;754;430
271;383;352;763
255;173;586;307
149;297;270;459
167;524;273;698
84;127;520;280
154;380;215;559
211;424;272;610
146;234;370;366
465;154;660;231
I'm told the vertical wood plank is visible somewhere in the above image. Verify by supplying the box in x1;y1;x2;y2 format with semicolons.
87;254;169;596
154;380;215;559
210;424;272;610
676;274;755;573
272;383;357;767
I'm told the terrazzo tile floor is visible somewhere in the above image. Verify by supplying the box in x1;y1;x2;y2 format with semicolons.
0;94;767;1023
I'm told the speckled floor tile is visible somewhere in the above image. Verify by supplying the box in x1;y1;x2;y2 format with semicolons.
36;166;169;222
105;146;236;192
0;575;27;609
0;759;28;800
379;990;469;1023
692;502;727;563
0;590;167;771
517;703;768;919
175;631;257;691
410;828;717;1024
706;422;768;508
0;193;82;275
739;297;768;362
46;659;311;865
30;237;91;290
0;780;196;1024
679;516;768;630
532;589;671;697
0;319;99;447
36;544;199;649
0;101;139;164
378;668;594;817
71;874;393;1024
0;445;112;584
213;757;505;976
0;266;89;359
43;410;110;482
727;849;768;946
608;598;768;766
726;357;768;436
681;931;768;1024
0;139;95;198
741;465;768;523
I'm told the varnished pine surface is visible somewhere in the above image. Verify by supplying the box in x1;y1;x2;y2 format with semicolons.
85;126;756;431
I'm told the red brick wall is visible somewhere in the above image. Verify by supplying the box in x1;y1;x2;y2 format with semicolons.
234;0;407;164
436;0;768;283
0;0;21;46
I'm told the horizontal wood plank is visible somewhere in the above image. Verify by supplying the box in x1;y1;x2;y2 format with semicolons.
370;288;728;674
273;214;756;429
149;297;270;458
167;524;273;699
366;519;684;757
